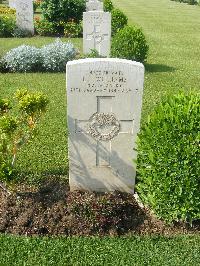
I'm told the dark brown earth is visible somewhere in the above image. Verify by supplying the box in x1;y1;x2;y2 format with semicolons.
0;179;199;236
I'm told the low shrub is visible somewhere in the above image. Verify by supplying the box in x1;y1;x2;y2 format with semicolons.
40;39;77;72
63;20;82;38
0;89;48;187
111;8;128;36
41;0;86;24
103;0;114;12
2;45;41;72
34;18;57;36
0;5;16;15
2;39;77;72
0;16;16;37
0;59;8;73
111;25;149;63
33;0;42;12
34;17;82;37
136;92;200;223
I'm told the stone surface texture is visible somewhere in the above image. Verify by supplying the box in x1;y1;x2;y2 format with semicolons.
9;0;16;9
67;58;144;193
83;11;111;57
86;0;103;11
16;0;34;35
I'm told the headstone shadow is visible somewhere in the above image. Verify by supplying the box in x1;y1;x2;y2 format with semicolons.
145;63;176;73
69;115;135;192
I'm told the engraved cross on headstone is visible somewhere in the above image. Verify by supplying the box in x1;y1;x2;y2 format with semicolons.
75;96;134;167
86;25;109;53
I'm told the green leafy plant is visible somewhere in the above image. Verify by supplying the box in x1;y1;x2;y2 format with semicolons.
0;15;16;37
0;5;16;14
111;8;128;36
33;0;42;12
83;49;105;58
34;18;57;36
63;20;82;38
111;25;149;63
136;92;200;223
0;59;8;73
0;89;48;190
41;0;86;24
103;0;114;12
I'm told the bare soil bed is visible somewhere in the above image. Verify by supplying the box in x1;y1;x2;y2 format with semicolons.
0;179;199;236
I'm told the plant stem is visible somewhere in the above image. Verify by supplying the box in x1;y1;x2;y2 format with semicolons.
11;154;16;167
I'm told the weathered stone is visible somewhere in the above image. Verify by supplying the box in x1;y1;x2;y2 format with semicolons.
67;58;144;193
9;0;16;9
16;0;34;35
86;0;103;11
83;11;111;57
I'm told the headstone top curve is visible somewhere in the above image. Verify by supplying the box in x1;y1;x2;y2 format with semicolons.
67;58;144;69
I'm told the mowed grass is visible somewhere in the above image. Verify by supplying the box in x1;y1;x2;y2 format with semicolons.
0;234;200;266
113;0;200;116
0;38;81;182
0;72;68;181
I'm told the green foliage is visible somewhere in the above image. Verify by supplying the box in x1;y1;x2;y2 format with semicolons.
0;15;16;37
33;0;41;12
83;49;105;58
34;18;82;37
111;25;149;63
0;5;16;14
0;89;48;184
0;99;11;115
34;18;57;36
103;0;114;12
111;8;128;36
16;89;48;118
63;20;82;38
136;92;200;223
41;0;86;24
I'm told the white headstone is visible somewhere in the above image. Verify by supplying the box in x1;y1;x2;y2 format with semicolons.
9;0;16;9
86;0;103;11
83;11;111;57
67;58;144;193
16;0;34;35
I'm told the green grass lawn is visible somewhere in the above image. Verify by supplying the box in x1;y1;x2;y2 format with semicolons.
0;234;200;266
0;0;200;262
114;0;200;116
0;38;81;182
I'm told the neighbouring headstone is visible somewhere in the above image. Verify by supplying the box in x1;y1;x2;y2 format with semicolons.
83;11;111;57
16;0;34;35
86;0;103;11
9;0;16;9
67;58;144;193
